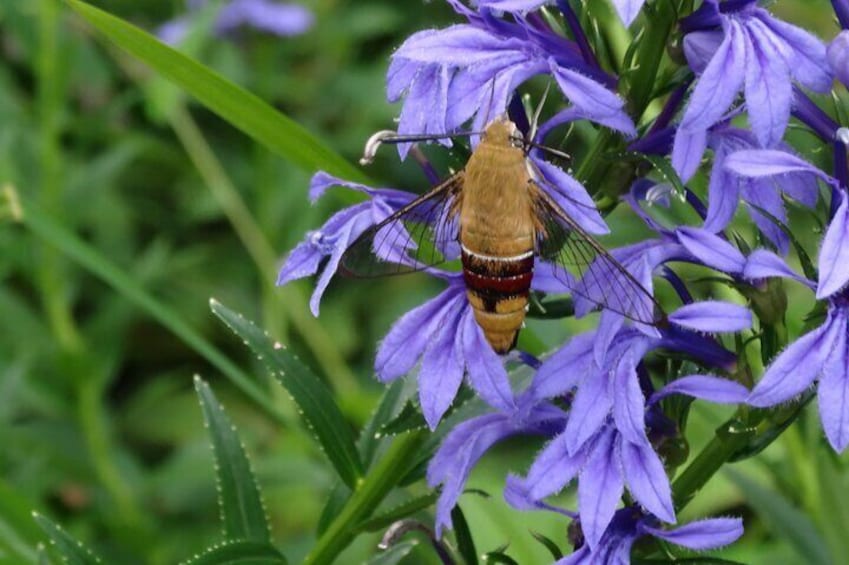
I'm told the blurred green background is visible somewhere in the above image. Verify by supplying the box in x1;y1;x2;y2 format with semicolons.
0;0;847;563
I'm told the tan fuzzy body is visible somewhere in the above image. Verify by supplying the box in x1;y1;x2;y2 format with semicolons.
459;120;536;353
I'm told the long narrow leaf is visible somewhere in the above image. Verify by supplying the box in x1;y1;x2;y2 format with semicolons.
65;0;365;183
181;540;287;565
33;513;102;565
195;377;271;544
210;300;364;488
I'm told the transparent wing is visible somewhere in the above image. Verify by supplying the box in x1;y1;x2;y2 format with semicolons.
340;172;464;278
531;182;661;325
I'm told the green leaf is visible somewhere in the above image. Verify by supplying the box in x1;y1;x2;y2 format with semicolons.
65;0;364;183
365;540;419;565
451;505;479;565
482;547;519;565
356;492;440;533
33;513;102;565
210;300;364;488
181;540;288;565
529;531;563;561
0;481;42;563
726;470;830;565
357;380;410;466
195;377;271;544
378;400;427;437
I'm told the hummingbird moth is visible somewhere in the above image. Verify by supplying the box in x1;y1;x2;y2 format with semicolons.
342;115;661;353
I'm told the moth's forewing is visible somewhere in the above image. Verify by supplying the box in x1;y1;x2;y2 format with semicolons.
340;172;464;278
530;180;660;325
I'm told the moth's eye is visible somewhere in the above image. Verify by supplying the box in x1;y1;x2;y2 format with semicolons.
509;135;525;149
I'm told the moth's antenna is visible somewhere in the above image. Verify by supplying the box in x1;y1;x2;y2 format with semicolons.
523;140;571;163
360;129;485;165
528;82;551;142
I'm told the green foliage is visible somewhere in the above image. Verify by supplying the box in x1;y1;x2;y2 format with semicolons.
0;0;846;563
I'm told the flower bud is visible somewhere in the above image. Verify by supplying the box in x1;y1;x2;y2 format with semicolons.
828;30;849;89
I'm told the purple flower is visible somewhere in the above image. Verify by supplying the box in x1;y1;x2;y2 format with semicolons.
276;172;414;316
673;0;831;181
700;126;819;254
551;507;743;564
388;2;635;157
725;148;849;452
505;324;747;547
159;0;313;44
426;396;567;535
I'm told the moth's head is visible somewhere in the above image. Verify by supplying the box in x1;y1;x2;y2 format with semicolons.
483;115;523;148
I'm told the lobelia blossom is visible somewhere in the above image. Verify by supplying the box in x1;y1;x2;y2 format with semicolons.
672;0;832;182
388;0;635;157
158;0;313;45
828;30;849;89
428;306;750;543
725;144;849;452
545;506;743;564
276;172;414;316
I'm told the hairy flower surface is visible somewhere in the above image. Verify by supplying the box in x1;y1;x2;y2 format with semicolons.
673;0;831;181
549;507;743;564
387;1;634;157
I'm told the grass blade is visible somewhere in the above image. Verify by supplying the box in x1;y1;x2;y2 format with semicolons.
33;513;101;565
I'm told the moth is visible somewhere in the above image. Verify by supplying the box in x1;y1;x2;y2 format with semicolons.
342;115;661;354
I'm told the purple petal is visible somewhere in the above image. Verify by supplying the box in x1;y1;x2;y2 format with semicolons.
743;249;815;289
620;440;675;523
683;30;724;73
818;308;849;451
276;240;323;286
829;31;849;89
725;149;837;188
743;19;792;147
462;310;516;412
676;227;745;274
394;24;528;65
578;429;624;548
531;158;609;235
743;178;790;255
651;374;749;404
612;349;648;447
418;300;467;429
748;322;834;406
758;12;831;93
642;517;744;550
541;106;637;139
375;287;464;382
311;217;370;316
611;0;646;26
593;311;624;368
530;331;595;401
669;301;752;333
427;413;515;535
817;197;849;300
679;20;746;133
550;63;634;130
703;143;741;233
478;0;548;11
308;171;413;205
531;260;572;294
523;432;588;501
565;368;613;454
672;128;708;183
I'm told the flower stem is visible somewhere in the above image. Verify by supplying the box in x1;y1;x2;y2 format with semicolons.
304;431;427;565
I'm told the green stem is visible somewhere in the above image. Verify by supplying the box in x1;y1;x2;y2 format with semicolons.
671;418;755;509
304;431;427;565
168;105;361;400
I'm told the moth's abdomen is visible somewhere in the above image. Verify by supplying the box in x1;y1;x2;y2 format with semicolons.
461;245;533;354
